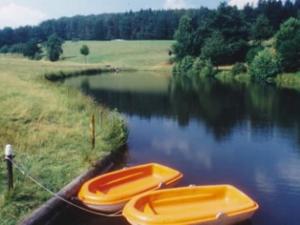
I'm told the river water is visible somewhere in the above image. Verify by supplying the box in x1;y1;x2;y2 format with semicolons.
54;72;300;225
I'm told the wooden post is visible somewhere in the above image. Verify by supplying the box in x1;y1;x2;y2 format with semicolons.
90;114;95;149
4;144;14;191
99;111;103;128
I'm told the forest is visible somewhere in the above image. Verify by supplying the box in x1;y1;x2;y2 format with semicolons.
172;0;300;81
0;0;299;47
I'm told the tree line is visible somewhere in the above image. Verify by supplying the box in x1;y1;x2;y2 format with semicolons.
0;0;299;65
0;0;299;47
172;0;300;81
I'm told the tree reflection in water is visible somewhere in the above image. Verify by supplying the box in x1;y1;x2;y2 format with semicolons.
76;74;300;144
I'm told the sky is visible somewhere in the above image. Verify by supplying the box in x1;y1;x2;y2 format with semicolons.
0;0;261;29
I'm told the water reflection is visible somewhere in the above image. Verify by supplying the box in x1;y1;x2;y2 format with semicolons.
68;73;300;145
60;72;300;225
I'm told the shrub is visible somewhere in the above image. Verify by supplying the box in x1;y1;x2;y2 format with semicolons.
173;56;194;76
9;43;25;54
192;57;216;78
249;49;281;81
246;44;264;64
0;45;9;53
231;63;247;76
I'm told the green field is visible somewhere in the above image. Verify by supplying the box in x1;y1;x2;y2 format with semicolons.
62;40;174;71
0;56;127;225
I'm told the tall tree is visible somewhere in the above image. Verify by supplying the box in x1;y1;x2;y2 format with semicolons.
201;32;227;67
173;15;194;60
275;17;300;72
80;44;90;63
251;15;273;41
46;34;64;62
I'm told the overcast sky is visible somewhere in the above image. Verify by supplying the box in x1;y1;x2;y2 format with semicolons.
0;0;261;29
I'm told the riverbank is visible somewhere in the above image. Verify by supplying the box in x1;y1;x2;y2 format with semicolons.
215;69;300;91
0;55;127;225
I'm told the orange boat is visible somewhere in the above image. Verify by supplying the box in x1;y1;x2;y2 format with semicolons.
78;163;182;212
123;185;259;225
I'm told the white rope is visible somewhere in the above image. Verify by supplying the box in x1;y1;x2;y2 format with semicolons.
8;158;123;218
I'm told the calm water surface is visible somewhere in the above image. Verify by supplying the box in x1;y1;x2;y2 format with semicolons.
54;72;300;225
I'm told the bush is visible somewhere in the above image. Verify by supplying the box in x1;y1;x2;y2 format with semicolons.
0;45;9;53
246;44;264;64
192;57;216;78
249;49;281;81
231;63;247;76
275;17;300;72
9;43;25;54
172;56;194;76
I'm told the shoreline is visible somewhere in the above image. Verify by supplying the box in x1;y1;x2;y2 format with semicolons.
215;70;300;91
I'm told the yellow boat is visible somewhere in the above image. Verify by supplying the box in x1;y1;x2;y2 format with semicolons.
123;185;259;225
78;163;182;212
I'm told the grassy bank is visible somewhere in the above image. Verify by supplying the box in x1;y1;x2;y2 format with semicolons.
62;40;174;71
275;71;300;90
0;55;127;225
215;69;300;91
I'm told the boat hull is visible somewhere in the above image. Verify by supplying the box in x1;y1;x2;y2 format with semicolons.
123;185;259;225
78;163;183;213
81;202;125;213
127;211;255;225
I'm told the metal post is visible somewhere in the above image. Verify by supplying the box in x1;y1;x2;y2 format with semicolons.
4;144;14;191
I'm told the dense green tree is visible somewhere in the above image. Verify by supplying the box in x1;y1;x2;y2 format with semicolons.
212;3;248;42
173;15;194;60
251;15;273;41
23;39;41;59
46;34;64;62
0;2;299;48
80;45;90;63
201;32;227;67
275;17;300;72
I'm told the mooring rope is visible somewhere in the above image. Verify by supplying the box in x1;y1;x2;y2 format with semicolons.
8;158;123;218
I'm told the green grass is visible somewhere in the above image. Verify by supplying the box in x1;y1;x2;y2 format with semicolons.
0;55;127;225
62;40;174;71
216;67;300;90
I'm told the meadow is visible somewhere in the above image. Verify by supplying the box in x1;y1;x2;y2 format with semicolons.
0;55;127;225
62;40;174;71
